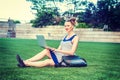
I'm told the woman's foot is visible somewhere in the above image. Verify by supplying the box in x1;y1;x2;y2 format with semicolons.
17;63;30;68
16;54;26;67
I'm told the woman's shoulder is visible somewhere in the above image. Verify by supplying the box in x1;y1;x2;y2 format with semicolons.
75;34;79;38
72;34;79;42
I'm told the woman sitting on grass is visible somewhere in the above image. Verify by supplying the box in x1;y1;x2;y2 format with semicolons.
16;17;79;68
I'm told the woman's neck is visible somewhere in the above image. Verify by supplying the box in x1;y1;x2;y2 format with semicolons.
67;31;75;37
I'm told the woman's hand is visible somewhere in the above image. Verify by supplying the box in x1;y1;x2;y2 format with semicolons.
46;47;56;52
50;48;56;51
50;48;60;52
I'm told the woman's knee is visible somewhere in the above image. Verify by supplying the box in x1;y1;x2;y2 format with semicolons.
44;49;52;58
45;59;55;66
38;49;50;56
42;49;49;54
43;49;49;52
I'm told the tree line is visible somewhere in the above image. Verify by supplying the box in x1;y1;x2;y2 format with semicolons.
27;0;120;31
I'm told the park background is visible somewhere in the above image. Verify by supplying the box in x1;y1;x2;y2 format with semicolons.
0;0;120;80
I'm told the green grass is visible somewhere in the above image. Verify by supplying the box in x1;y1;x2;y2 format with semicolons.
0;38;120;80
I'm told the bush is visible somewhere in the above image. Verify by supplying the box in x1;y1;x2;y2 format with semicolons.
58;18;65;26
13;20;21;24
75;23;89;28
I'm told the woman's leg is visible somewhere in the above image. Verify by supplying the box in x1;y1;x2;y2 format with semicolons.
24;59;55;67
25;49;52;62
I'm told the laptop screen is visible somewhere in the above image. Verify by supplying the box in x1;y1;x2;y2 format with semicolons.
36;35;47;48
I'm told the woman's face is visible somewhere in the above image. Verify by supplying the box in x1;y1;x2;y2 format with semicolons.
64;22;74;33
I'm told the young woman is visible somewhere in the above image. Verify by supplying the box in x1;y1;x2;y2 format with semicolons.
16;17;79;68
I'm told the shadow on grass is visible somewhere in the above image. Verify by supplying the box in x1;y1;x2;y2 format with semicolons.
0;38;25;80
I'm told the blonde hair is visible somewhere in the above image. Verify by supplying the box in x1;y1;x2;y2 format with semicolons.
66;17;76;26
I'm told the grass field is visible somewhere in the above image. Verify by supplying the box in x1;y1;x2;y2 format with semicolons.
0;38;120;80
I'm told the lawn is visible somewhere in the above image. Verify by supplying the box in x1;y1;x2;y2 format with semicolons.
0;38;120;80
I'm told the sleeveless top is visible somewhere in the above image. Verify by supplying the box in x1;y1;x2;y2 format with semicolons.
55;34;77;62
61;34;76;52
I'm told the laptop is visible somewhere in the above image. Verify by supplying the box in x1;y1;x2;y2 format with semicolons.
36;35;52;49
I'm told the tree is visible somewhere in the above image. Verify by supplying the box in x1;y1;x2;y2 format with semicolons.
26;0;46;12
26;0;60;27
96;0;120;31
32;10;54;27
82;0;120;31
81;1;97;28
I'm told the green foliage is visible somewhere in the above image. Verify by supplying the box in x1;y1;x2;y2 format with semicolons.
82;0;120;31
0;38;120;80
58;18;65;26
96;0;120;31
26;0;120;30
26;0;46;11
30;19;34;23
77;12;84;22
76;22;89;28
26;0;60;27
83;2;97;27
32;11;54;27
13;20;21;24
